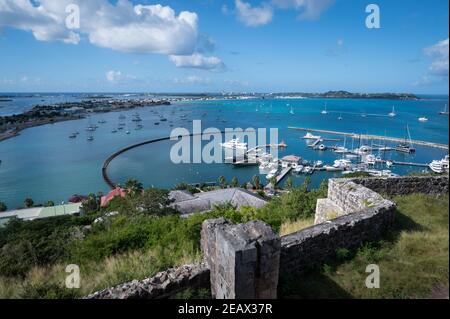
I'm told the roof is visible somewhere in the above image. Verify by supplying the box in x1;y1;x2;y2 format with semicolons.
168;190;196;203
101;188;127;206
282;155;301;162
169;188;267;215
0;203;82;227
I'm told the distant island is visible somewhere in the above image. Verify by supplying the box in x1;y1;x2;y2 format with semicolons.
162;91;420;101
270;91;420;100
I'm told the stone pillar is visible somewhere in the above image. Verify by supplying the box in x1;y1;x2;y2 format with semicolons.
201;218;280;299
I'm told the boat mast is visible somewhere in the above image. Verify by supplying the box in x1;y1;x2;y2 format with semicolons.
407;124;413;147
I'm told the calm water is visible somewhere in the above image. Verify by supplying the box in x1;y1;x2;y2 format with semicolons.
0;94;448;209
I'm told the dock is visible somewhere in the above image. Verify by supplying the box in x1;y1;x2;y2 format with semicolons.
265;167;292;188
290;127;448;151
376;160;429;167
308;139;323;148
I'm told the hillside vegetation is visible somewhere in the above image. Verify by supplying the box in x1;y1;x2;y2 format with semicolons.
0;179;326;298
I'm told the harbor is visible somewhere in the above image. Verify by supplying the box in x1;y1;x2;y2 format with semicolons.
0;94;448;209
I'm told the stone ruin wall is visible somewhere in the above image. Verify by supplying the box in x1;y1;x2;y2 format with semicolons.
87;176;448;299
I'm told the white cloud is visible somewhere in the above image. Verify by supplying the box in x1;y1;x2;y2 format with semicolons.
235;0;273;27
0;0;200;55
272;0;334;20
169;53;225;70
424;38;449;77
106;70;122;83
224;79;249;87
0;0;80;43
173;75;211;85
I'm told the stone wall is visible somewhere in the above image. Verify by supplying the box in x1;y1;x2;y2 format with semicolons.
280;201;396;275
201;218;280;299
315;178;388;224
353;175;449;196
86;176;448;299
86;263;210;299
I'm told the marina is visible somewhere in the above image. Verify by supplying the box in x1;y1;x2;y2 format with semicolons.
289;127;449;150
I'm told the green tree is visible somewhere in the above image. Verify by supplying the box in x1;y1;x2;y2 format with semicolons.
45;201;55;207
81;193;100;213
124;179;144;196
303;176;312;191
252;175;261;190
270;176;278;190
285;177;294;190
0;202;7;212
231;177;239;188
218;176;227;189
139;189;171;215
24;198;34;208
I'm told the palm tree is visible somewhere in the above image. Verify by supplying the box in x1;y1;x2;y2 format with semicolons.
231;177;239;188
24;198;34;208
45;201;55;207
252;175;261;190
285;177;294;190
270;176;278;190
124;179;143;196
218;176;227;189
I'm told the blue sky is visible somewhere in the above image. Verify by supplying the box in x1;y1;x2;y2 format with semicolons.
0;0;448;93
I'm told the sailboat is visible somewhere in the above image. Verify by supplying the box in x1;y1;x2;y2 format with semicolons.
321;102;328;114
396;124;415;153
289;104;294;115
334;135;349;153
388;106;396;117
338;113;343;120
439;104;449;115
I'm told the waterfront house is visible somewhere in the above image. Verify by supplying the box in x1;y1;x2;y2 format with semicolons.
169;188;268;216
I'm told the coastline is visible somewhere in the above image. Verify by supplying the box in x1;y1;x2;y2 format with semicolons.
0;100;172;144
0;116;82;143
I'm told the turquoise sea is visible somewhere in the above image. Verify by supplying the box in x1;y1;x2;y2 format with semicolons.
0;94;448;209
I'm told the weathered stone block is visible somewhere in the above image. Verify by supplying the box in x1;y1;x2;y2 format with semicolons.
201;219;281;299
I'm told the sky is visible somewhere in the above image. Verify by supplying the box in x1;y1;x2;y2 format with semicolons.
0;0;448;94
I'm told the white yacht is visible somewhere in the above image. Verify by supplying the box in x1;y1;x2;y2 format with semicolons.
334;146;349;154
333;159;352;169
386;160;394;168
354;145;372;156
221;138;248;150
439;104;449;115
388;106;397;117
321;103;328;115
418;117;428;122
302;132;321;140
315;160;324;167
429;155;449;173
367;169;399;178
266;169;279;180
293;165;304;174
363;154;377;165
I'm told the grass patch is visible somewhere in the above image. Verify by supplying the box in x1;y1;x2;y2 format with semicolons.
279;194;449;299
280;218;314;236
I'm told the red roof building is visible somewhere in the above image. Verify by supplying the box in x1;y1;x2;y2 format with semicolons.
101;188;127;207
